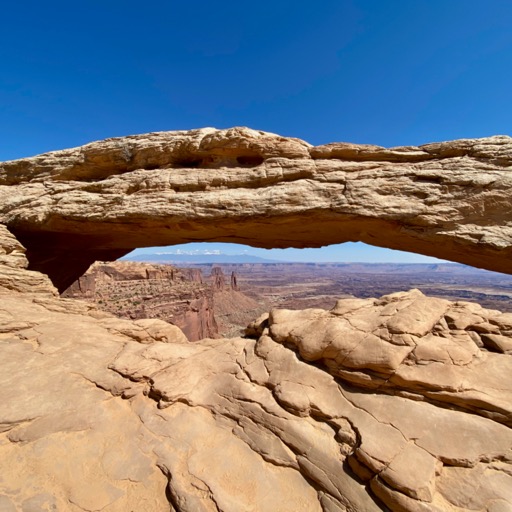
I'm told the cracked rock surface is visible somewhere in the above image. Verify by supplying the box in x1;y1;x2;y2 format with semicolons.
1;128;512;291
1;224;512;511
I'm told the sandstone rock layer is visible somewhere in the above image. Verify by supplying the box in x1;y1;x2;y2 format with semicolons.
1;128;512;291
63;261;219;341
63;261;260;340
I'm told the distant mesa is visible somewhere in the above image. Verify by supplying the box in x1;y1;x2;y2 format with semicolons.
124;252;496;275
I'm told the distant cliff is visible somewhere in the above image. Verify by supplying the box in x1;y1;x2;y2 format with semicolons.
62;261;259;341
63;261;218;341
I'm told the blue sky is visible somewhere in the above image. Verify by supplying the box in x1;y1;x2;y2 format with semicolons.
2;1;511;262
131;243;446;263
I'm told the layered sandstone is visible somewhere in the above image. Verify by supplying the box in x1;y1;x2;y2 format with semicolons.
63;261;259;340
1;128;511;291
1;224;512;511
63;261;218;341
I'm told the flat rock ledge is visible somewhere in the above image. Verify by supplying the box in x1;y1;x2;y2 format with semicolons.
1;225;512;511
1;128;512;291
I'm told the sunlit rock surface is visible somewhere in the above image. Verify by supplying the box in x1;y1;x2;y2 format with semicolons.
1;224;512;511
1;128;512;291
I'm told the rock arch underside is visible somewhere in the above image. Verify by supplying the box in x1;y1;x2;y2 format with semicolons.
1;127;512;291
1;127;512;512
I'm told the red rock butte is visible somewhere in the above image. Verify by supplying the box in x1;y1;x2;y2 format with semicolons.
1;127;511;291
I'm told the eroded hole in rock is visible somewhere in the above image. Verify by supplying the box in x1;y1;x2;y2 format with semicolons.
171;154;264;169
413;175;443;185
173;158;203;168
56;167;131;182
236;155;265;167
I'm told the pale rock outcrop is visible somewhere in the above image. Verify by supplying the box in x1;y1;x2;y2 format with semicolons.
1;128;512;291
263;289;512;424
0;224;57;296
1;225;512;511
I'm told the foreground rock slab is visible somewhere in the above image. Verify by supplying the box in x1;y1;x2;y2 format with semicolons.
1;128;512;291
1;225;512;511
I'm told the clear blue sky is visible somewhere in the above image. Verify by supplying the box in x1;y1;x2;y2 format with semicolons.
2;0;511;262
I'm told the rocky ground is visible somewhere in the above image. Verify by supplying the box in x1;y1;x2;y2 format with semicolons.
2;224;512;511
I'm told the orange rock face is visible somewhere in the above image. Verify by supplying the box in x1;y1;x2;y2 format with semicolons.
62;261;258;341
63;261;218;341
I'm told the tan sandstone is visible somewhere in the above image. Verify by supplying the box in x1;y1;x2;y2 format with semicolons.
1;223;512;511
0;128;511;291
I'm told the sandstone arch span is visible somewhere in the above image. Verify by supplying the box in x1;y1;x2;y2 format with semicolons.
1;127;511;292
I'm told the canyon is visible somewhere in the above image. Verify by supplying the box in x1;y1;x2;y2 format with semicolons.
1;128;512;511
64;259;512;344
181;261;512;313
62;261;263;340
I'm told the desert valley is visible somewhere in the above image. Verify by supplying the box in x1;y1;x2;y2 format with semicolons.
64;259;512;341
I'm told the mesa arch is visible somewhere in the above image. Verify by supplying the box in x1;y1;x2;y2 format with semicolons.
1;127;511;292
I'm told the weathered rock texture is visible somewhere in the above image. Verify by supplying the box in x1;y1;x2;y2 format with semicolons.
2;129;512;511
1;224;512;511
1;128;512;291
